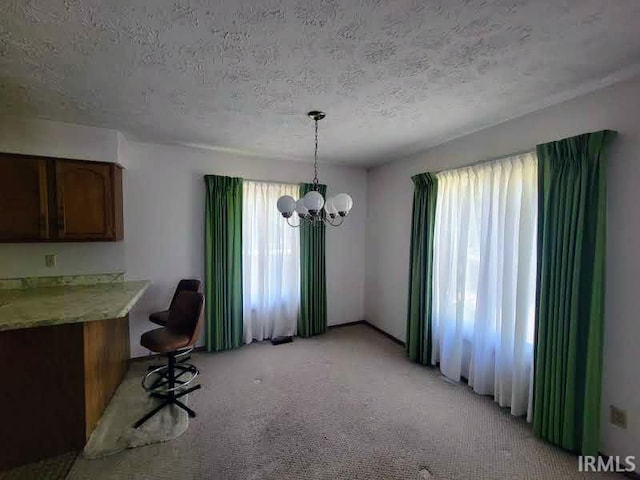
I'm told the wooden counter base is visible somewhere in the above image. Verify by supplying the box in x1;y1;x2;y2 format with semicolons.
0;316;130;469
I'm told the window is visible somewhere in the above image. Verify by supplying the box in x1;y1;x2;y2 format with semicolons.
431;152;538;417
242;181;300;344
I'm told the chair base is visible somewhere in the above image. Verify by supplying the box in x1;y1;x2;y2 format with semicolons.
146;347;195;390
146;362;197;391
134;349;201;429
134;383;201;428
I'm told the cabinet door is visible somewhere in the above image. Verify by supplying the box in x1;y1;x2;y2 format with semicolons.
0;155;49;241
55;160;115;240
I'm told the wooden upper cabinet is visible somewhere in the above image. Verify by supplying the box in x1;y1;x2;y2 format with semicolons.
55;160;123;241
0;154;123;242
0;155;49;241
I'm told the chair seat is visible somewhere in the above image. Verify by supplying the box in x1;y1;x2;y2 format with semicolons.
141;327;191;353
149;310;169;326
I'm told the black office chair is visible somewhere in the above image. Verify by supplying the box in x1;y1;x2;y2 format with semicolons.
135;291;204;428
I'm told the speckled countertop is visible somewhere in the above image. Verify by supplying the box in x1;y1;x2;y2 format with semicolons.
0;276;149;332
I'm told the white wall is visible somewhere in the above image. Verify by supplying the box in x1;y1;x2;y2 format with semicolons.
0;242;125;278
0;116;120;162
365;75;640;466
0;117;126;278
124;141;367;358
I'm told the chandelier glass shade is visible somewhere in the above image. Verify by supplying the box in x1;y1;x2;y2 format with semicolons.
276;111;353;227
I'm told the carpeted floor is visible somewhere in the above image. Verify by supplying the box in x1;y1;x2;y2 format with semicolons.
0;451;77;480
65;325;621;479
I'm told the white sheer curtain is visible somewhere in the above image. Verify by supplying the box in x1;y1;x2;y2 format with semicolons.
242;181;300;344
431;152;538;418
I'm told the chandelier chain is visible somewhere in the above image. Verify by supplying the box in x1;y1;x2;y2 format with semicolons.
313;118;319;189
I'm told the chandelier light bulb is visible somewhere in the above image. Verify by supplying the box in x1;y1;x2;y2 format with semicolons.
332;193;353;215
276;195;296;217
303;191;324;214
324;197;338;217
295;198;309;217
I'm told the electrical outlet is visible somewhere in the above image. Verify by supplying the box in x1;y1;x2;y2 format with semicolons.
45;254;56;268
610;405;627;429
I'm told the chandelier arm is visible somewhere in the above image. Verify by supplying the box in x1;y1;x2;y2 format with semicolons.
326;215;344;227
286;216;301;228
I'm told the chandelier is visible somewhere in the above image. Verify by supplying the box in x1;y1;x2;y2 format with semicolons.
276;111;353;227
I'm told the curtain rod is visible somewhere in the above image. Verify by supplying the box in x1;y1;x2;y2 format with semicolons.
431;148;537;175
243;178;300;186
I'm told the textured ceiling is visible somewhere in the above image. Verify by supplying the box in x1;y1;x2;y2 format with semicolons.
1;0;640;166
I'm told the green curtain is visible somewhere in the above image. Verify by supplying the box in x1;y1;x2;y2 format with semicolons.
204;175;243;352
533;130;616;455
406;173;438;365
298;183;327;337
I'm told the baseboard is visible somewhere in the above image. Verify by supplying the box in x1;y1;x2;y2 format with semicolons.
328;320;367;329
362;321;406;347
328;319;405;347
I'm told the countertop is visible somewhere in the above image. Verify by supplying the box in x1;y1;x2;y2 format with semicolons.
0;280;149;332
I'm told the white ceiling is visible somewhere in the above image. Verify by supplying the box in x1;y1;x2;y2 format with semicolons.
1;0;640;166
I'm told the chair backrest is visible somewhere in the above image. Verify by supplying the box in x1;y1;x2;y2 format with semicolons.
168;279;201;310
167;291;205;346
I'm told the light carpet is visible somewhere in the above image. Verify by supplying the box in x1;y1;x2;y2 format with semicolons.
0;451;77;480
82;361;189;459
67;325;623;479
